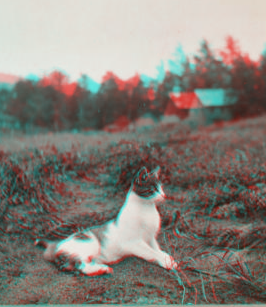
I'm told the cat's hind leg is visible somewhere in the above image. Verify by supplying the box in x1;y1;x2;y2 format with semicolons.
56;234;113;276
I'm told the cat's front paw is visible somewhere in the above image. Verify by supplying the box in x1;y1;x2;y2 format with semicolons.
104;266;114;275
161;252;178;270
92;266;113;276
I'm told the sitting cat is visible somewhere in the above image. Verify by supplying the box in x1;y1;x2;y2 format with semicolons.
35;166;178;276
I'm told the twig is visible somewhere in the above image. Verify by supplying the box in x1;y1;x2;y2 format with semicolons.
188;266;262;293
0;198;8;219
189;257;209;303
165;268;186;304
177;266;192;288
245;238;264;251
209;262;218;302
194;284;198;305
208;251;251;283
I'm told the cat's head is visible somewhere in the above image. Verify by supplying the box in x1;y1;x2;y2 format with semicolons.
131;166;166;201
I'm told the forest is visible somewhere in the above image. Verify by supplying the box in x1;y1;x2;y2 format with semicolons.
1;36;266;132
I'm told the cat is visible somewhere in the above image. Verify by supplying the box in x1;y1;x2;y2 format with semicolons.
35;166;178;276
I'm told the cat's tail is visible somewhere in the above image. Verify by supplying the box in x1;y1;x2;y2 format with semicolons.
35;238;49;248
35;238;59;262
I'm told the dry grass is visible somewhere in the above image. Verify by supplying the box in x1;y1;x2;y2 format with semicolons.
1;114;266;304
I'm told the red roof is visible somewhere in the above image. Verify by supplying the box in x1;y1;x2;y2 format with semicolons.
0;73;21;84
169;92;203;109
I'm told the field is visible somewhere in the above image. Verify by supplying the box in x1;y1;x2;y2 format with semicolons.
0;115;266;304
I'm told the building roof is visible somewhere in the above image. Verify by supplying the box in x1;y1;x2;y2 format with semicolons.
194;89;224;107
169;92;203;109
195;88;237;107
169;89;238;110
0;73;21;84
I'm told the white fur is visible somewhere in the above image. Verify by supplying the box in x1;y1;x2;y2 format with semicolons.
51;181;177;276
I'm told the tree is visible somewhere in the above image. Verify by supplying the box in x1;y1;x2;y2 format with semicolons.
229;51;261;117
39;71;69;92
193;39;230;89
179;56;195;91
220;36;241;66
127;77;151;120
168;44;187;76
258;52;266;109
0;88;12;114
26;86;54;128
7;80;35;127
96;72;128;128
38;71;72;130
153;71;178;118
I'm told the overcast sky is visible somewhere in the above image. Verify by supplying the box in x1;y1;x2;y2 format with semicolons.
0;0;266;82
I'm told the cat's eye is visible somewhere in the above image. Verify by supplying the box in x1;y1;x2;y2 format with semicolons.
142;174;147;181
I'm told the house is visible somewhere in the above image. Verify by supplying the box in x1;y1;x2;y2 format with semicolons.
166;89;238;125
166;92;205;124
194;89;237;125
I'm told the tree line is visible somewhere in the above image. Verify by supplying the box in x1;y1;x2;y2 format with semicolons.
1;36;266;132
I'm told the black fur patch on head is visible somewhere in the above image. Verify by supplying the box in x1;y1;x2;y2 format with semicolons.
73;232;92;241
132;166;163;198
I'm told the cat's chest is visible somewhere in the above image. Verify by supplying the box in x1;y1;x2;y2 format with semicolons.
140;208;160;239
138;205;160;230
118;201;161;238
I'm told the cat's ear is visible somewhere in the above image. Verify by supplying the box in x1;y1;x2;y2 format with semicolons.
135;166;148;184
150;166;161;178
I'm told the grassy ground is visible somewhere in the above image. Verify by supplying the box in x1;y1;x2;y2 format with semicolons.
1;116;266;304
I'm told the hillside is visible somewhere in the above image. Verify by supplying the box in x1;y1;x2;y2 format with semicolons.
0;115;266;304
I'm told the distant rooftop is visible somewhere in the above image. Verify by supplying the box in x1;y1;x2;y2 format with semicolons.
195;89;226;107
169;92;203;109
0;73;22;84
170;88;238;108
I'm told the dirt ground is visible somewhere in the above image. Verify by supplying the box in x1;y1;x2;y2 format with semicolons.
1;116;266;304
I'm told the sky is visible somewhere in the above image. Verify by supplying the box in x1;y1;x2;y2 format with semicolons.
0;0;266;83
